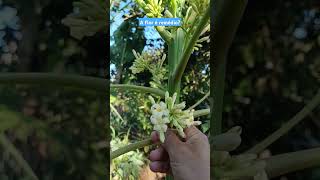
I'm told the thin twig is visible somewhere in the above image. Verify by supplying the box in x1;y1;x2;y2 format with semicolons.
247;89;320;154
111;84;166;97
110;104;124;121
0;134;39;180
188;92;210;110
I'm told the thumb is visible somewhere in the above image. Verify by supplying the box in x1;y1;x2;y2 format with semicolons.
163;129;183;155
184;126;202;141
185;126;209;154
185;126;208;144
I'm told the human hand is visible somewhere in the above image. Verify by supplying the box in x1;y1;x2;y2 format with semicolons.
149;126;210;180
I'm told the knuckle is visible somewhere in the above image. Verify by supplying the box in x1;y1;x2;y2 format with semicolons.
200;133;209;143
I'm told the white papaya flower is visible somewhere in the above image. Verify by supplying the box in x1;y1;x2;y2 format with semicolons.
149;95;170;142
135;0;164;18
149;92;202;142
150;113;169;124
154;124;168;142
151;102;169;116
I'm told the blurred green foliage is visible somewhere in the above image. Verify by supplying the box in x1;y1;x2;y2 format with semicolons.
0;0;107;179
110;128;145;180
223;0;320;179
62;0;107;40
0;85;107;179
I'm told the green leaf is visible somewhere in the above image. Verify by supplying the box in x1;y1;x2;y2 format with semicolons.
111;104;124;121
201;121;209;133
62;0;107;40
0;106;20;133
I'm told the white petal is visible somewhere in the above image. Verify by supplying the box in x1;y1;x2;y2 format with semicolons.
162;117;170;123
175;102;186;109
148;96;156;104
151;104;162;112
162;110;169;116
150;116;157;124
153;125;161;131
172;93;177;106
160;101;167;109
178;129;186;138
159;132;165;143
153;111;163;118
165;91;169;100
162;124;168;131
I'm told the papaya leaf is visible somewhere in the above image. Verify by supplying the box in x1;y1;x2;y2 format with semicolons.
62;0;107;40
0;106;20;133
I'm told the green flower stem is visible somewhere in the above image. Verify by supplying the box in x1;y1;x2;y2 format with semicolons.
211;58;226;137
155;26;172;43
193;108;210;117
0;134;39;180
215;148;320;179
247;89;320;154
168;28;185;101
111;138;154;159
211;132;241;151
188;92;210;110
171;7;210;87
111;84;166;97
0;73;107;92
212;0;248;136
265;147;320;178
110;109;210;159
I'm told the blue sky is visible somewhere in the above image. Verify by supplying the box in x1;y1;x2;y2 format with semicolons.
110;1;161;45
110;1;161;79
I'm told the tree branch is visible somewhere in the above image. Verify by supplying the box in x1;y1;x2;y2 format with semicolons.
111;84;166;97
247;89;320;154
188;92;210;110
265;147;320;178
0;73;107;92
111;138;154;159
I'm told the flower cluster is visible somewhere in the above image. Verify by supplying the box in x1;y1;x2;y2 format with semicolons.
0;3;20;31
130;49;167;89
133;0;210;50
187;0;209;16
136;0;164;18
129;49;152;74
61;0;107;40
149;92;201;142
0;2;21;65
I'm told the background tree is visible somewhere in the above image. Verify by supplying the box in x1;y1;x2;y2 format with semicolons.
0;0;107;179
214;0;320;179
